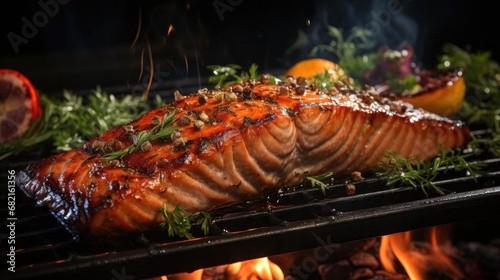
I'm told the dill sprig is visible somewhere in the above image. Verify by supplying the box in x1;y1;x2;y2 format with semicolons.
305;172;334;195
375;147;486;197
102;111;177;162
159;204;212;239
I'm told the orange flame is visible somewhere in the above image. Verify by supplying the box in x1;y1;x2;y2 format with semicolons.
379;224;464;280
167;257;284;280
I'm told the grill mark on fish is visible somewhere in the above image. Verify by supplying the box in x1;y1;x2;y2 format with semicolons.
312;109;360;174
346;115;392;170
354;118;401;170
16;80;471;240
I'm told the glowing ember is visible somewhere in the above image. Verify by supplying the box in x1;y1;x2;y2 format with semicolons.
167;24;175;37
380;224;464;280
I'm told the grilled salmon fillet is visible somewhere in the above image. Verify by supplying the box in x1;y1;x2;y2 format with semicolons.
16;78;471;240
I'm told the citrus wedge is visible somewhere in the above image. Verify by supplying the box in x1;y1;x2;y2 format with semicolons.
285;58;346;81
399;72;466;117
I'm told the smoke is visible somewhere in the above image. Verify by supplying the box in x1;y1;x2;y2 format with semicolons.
286;0;419;65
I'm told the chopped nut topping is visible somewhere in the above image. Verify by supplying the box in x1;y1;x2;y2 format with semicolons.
124;125;135;132
232;84;243;93
151;116;161;125
197;88;208;94
334;81;345;90
178;115;192;126
278;86;289;95
260;74;270;84
109;159;121;168
199;112;210;123
171;131;182;141
92;140;106;152
141;141;152;152
243;87;253;98
198;94;208;105
345;183;356;195
328;87;340;96
224;92;238;103
174;90;184;101
214;91;224;102
296;76;307;85
339;86;351;94
103;140;122;153
104;141;114;154
390;102;403;114
361;93;373;105
295;85;306;95
173;137;186;148
194;120;205;130
124;132;137;143
285;76;296;87
111;140;123;151
350;171;363;182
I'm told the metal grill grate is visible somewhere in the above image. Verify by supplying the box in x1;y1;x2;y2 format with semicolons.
2;129;500;280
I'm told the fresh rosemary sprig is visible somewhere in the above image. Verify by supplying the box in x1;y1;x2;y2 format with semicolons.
102;111;178;162
375;147;486;197
159;204;212;239
305;172;334;195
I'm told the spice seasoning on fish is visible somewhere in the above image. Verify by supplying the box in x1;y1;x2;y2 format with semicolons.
102;111;178;162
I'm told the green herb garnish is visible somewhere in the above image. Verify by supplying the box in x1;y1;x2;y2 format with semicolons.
102;111;177;162
207;63;279;87
385;72;421;95
309;26;377;84
305;172;334;195
0;87;156;162
375;147;485;197
159;204;212;239
438;43;500;156
207;63;258;87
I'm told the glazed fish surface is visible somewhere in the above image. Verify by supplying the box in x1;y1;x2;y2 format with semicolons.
16;78;471;240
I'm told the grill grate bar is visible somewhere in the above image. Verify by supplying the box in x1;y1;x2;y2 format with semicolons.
5;185;500;280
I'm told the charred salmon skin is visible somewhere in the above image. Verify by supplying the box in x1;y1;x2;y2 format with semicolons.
16;78;471;240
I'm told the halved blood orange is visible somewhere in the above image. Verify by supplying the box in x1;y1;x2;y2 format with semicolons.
367;68;466;117
0;69;42;143
285;58;346;81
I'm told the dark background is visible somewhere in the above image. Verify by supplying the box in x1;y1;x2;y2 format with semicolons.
1;0;499;94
